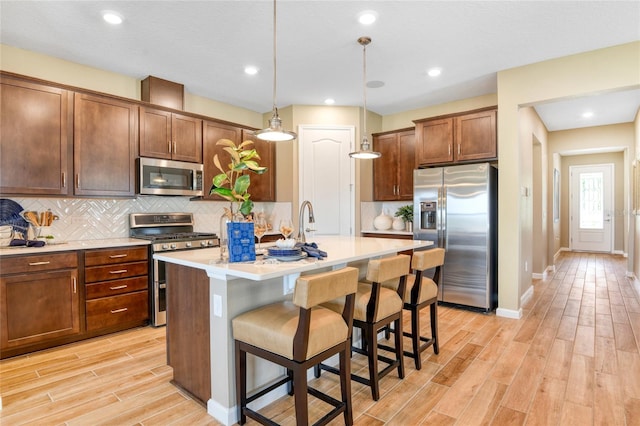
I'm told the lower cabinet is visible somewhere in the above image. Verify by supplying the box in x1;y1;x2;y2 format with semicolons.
0;246;150;359
0;252;81;357
84;246;149;333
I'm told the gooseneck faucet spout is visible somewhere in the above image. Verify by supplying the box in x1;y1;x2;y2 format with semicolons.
297;200;315;243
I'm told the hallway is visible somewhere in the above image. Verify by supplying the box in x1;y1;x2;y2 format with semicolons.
0;252;638;425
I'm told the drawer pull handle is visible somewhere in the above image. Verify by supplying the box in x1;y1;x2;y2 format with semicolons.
28;261;51;266
110;308;128;314
109;285;128;290
73;277;77;294
109;254;128;259
109;269;128;274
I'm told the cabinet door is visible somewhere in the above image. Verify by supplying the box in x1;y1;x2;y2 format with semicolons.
416;118;453;165
172;113;202;163
397;130;415;200
74;93;138;196
455;109;497;162
202;120;242;200
1;269;80;349
373;133;399;201
139;106;172;159
241;130;276;202
0;77;72;195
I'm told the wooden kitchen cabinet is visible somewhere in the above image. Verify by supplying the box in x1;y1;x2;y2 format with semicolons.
372;128;415;201
74;92;138;197
84;246;149;332
0;74;73;196
139;106;202;163
202;121;276;202
415;107;497;166
0;252;81;357
241;129;276;202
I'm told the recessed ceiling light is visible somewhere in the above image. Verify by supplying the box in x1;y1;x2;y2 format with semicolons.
102;11;123;25
427;68;442;77
582;111;594;118
324;98;335;105
357;10;378;25
244;66;259;75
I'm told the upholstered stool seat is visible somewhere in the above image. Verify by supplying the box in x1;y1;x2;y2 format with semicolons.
316;254;410;401
233;267;358;426
382;248;445;370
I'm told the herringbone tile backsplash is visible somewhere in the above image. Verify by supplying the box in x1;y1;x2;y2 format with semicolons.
9;197;291;242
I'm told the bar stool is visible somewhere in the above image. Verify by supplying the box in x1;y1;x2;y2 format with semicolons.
383;248;445;370
316;254;409;401
232;267;358;426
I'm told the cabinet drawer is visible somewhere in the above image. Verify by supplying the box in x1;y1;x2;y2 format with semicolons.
85;246;148;267
86;276;148;300
85;261;148;283
0;252;78;275
86;290;149;331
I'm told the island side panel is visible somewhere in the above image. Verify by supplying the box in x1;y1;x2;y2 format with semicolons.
166;263;211;404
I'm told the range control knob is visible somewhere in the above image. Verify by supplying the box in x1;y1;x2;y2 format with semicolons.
207;240;215;246
185;242;192;248
200;240;208;247
170;243;177;250
161;244;169;250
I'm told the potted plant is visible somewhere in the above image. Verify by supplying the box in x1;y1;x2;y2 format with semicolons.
210;138;267;217
395;205;414;232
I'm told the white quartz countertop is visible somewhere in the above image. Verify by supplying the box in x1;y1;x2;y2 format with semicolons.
361;229;413;236
154;235;432;281
0;238;150;257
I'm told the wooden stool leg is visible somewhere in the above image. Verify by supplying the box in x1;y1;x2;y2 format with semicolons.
394;317;405;379
431;302;439;354
366;325;380;401
411;306;422;370
235;341;247;425
339;345;353;425
293;366;309;426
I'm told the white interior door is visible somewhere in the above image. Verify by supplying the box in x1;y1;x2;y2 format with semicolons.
298;125;355;237
570;164;614;252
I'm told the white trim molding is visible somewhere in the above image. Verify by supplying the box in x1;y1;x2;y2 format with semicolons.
496;307;522;319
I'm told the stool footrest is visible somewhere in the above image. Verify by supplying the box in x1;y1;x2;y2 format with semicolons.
246;376;291;405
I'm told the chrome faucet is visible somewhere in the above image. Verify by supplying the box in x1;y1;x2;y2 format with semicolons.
297;200;316;243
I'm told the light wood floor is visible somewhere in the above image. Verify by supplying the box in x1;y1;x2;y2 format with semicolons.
1;252;639;425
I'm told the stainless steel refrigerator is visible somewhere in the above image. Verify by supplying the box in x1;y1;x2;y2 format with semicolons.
413;163;497;311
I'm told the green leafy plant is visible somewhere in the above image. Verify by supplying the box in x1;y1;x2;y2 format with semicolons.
395;204;413;223
210;139;267;216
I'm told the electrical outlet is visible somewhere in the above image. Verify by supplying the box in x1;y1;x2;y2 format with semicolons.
524;261;528;272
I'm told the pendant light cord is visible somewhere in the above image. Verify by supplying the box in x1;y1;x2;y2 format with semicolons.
272;0;277;113
362;39;367;140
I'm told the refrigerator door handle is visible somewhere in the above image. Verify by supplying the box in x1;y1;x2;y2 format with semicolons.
442;186;448;250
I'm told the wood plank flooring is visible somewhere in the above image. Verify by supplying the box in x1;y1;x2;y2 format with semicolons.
1;252;639;425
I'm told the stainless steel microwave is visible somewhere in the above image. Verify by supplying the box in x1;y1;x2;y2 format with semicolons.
137;157;204;196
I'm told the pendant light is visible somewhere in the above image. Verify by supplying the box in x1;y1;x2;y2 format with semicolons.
349;36;381;159
254;0;297;142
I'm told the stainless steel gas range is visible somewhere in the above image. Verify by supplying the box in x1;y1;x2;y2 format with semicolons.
129;213;219;326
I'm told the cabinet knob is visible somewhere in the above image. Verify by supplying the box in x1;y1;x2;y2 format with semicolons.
168;140;172;153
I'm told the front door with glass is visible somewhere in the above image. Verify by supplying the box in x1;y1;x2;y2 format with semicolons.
570;164;614;252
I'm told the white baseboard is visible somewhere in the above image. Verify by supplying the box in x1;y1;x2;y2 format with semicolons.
520;285;534;306
496;307;522;319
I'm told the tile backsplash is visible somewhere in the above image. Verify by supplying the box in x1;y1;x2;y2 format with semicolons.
8;196;291;242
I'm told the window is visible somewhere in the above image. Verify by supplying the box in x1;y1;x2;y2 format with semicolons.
579;171;603;229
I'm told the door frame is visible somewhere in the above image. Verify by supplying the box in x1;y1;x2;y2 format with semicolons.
569;163;614;252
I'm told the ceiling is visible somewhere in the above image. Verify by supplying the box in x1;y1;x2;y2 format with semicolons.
1;1;639;131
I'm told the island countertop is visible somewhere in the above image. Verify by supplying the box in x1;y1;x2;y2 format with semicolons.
153;235;431;281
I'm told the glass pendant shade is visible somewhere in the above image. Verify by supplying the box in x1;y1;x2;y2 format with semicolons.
255;0;297;142
349;36;380;159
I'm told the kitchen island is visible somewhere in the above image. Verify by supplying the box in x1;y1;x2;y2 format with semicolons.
154;235;431;425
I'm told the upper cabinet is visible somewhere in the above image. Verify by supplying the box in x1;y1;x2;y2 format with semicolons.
415;107;497;166
139;106;202;163
241;130;276;202
0;76;73;195
74;93;138;197
372;128;415;201
202;121;276;202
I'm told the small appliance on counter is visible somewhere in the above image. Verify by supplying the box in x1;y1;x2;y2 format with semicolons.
129;212;219;326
